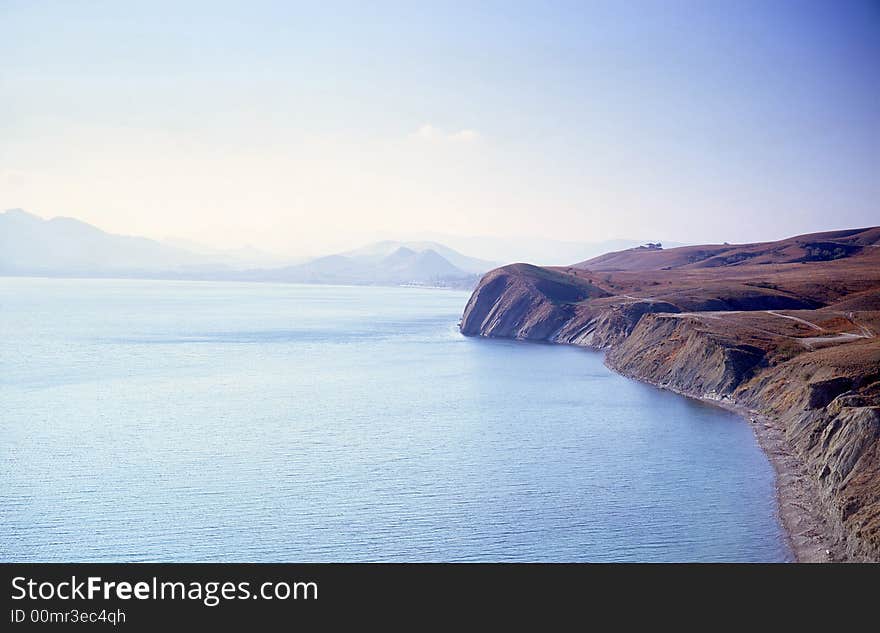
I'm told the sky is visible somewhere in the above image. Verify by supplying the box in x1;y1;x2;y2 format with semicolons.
1;1;878;256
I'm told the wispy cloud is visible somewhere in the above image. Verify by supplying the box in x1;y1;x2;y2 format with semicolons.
410;124;480;143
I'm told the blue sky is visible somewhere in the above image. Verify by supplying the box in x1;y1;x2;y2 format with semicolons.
1;1;878;254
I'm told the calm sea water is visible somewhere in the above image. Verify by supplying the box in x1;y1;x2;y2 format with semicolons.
0;277;791;562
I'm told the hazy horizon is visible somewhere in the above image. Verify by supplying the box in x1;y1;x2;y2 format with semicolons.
3;205;675;259
2;1;878;254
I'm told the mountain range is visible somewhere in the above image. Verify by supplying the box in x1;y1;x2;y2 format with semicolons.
0;208;213;275
0;209;491;288
1;208;686;288
237;245;487;287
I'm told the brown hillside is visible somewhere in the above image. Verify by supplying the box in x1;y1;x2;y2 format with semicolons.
576;226;880;272
462;226;880;561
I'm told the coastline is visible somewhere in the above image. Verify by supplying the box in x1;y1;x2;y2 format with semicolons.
600;356;837;563
748;411;838;562
480;333;836;562
460;227;880;561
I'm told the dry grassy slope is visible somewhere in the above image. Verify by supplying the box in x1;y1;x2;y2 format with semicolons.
575;226;880;272
460;227;880;561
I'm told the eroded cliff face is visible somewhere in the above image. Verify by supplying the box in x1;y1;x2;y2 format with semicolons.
734;344;880;560
459;244;880;561
460;263;610;340
605;314;880;560
607;314;769;396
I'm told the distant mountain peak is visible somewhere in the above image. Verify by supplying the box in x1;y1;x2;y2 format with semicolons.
384;246;418;260
3;208;42;222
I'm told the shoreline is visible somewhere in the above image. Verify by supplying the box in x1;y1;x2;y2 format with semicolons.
747;410;838;562
484;334;838;561
600;357;838;563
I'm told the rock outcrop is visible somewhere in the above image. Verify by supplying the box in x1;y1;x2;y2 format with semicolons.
460;227;880;561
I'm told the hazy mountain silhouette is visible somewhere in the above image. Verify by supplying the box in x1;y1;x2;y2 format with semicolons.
0;209;486;287
0;209;214;275
243;246;479;287
343;240;498;273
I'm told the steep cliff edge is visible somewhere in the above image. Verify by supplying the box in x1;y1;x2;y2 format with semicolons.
460;263;611;339
460;228;880;561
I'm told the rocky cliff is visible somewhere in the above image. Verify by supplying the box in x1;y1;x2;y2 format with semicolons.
460;227;880;561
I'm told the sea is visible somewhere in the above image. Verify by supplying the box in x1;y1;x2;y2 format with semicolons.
0;277;791;562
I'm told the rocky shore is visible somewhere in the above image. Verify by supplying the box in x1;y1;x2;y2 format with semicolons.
460;228;880;561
